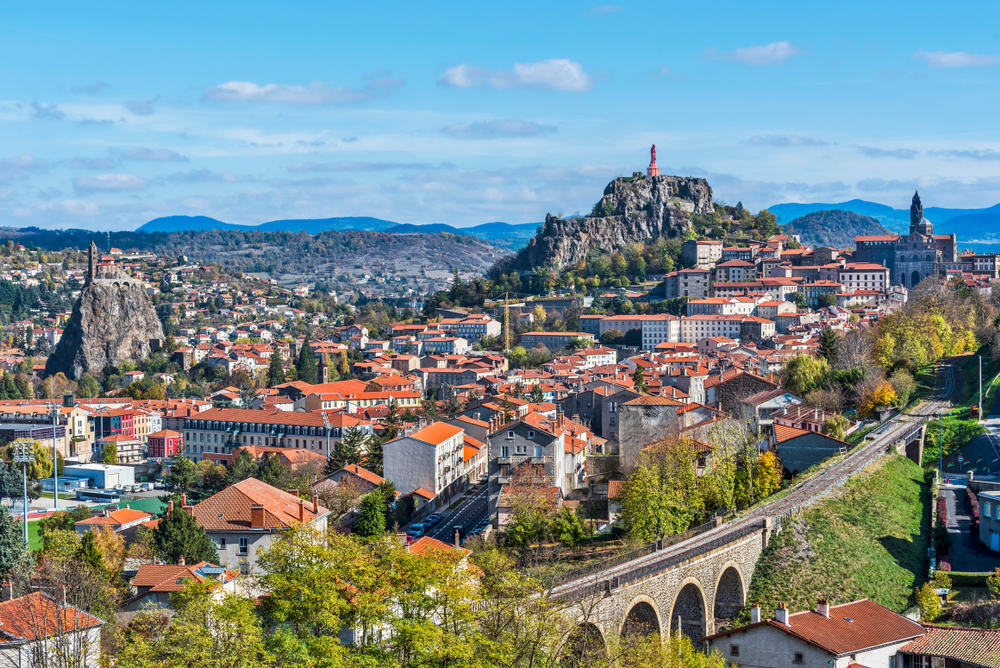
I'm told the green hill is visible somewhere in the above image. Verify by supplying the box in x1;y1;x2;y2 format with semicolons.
785;209;893;248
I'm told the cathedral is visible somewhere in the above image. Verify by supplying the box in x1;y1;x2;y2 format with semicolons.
854;191;956;289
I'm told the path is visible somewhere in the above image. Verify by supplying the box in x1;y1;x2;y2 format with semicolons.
942;487;997;572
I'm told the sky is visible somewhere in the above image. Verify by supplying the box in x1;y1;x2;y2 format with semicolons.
2;0;1000;230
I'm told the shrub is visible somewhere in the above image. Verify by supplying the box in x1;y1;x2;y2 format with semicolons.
988;568;1000;600
949;571;992;588
968;490;980;531
934;496;952;557
916;581;941;622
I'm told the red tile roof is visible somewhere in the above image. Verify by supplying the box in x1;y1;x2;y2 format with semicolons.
75;507;151;526
408;535;471;558
0;592;103;641
190;478;328;532
901;625;1000;667
408;421;463;446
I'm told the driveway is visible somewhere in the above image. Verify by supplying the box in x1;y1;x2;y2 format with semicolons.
942;487;997;572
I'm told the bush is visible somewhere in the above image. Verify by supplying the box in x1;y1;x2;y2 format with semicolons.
949;571;992;588
933;570;952;590
934;496;952;557
988;568;1000;599
916;581;941;622
968;489;980;531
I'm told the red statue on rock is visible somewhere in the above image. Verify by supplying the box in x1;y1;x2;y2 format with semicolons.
647;144;659;177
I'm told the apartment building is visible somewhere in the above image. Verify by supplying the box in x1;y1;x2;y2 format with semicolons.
181;408;342;464
519;332;594;350
681;239;723;269
661;268;712;300
713;259;757;283
384;422;470;504
837;263;890;292
439;313;502;342
680;315;746;343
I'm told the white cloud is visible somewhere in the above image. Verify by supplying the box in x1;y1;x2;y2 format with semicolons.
73;174;148;193
704;41;805;66
929;149;1000;161
117;148;188;162
66;156;118;170
912;50;1000;68
856;146;918;159
203;77;404;105
30;101;65;120
0;155;50;181
288;161;432;173
438;59;594;92
743;134;827;147
441;119;557;140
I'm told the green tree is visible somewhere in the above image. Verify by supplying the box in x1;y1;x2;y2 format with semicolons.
791;291;807;310
334;427;367;470
337;351;350;378
102;441;119;465
632;367;649;394
552;507;586;547
266;351;285;387
782;354;830;396
365;435;384;477
166;456;199;495
382;398;401;440
822;414;849;441
355;491;387;537
619;464;668;541
297;337;318;385
0;505;29;578
915;581;941;622
817;292;838;308
153;506;220;564
818;328;840;364
421;397;441;423
76;530;106;579
227;448;258;487
257;453;291;490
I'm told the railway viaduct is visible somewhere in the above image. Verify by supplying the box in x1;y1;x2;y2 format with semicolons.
551;403;933;652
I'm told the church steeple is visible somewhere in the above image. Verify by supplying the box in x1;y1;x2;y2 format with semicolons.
909;190;923;233
647;144;659;178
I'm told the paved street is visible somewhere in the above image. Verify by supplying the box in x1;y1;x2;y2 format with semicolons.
427;484;488;544
944;392;1000;476
942;487;998;572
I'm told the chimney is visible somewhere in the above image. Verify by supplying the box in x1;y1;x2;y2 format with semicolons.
167;499;174;516
775;602;791;626
250;503;265;528
454;528;461;548
178;555;185;566
816;599;829;618
0;581;11;602
288;488;298;498
750;604;760;624
182;504;194;513
180;493;187;507
103;506;111;517
298;498;305;522
312;494;319;513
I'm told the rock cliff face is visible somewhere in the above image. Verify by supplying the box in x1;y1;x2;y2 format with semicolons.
515;172;713;270
46;282;164;380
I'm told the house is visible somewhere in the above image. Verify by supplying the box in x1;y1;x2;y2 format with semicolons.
899;624;1000;667
383;422;469;508
977;490;1000;551
701;599;926;668
147;429;183;458
186;478;330;574
771;424;848;475
312;463;387;499
121;559;239;614
0;587;104;668
74;505;152;538
739;388;803;430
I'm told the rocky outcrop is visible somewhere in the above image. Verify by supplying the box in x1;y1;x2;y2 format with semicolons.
45;282;164;380
515;172;713;270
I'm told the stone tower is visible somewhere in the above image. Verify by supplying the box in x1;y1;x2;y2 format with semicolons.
909;190;933;236
88;241;97;282
647;144;659;178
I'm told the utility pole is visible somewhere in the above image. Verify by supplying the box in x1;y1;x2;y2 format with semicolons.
13;440;33;547
980;354;984;423
48;404;60;510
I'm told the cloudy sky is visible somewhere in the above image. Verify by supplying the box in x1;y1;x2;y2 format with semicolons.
2;0;1000;230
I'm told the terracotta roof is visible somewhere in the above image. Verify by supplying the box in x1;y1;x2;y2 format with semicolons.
901;625;1000;667
703;599;924;656
337;463;386;487
622;395;683;406
407;421;463;446
408;535;472;558
190;478;328;532
75;507;151;527
773;423;812;443
411;487;436;500
0;592;103;642
607;479;625;499
132;561;221;592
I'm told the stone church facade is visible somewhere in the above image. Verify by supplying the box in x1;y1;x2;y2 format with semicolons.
854;191;956;289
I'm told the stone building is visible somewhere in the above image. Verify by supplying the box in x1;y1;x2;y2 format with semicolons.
853;191;957;289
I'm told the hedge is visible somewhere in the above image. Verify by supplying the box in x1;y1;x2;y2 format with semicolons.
946;571;992;587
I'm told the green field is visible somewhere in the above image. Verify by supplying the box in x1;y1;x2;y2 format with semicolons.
736;456;929;623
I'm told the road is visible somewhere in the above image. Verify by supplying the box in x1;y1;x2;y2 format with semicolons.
942;487;997;572
427;484;488;545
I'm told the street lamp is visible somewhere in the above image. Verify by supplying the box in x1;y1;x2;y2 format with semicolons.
47;404;60;510
320;411;332;461
12;440;33;547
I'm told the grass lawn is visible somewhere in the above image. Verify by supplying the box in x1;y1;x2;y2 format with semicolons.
27;520;43;551
737;456;929;623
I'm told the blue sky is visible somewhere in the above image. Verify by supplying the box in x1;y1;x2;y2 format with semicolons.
2;0;999;230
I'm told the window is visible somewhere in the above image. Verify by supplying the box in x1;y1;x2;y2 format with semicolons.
220;538;226;549
501;447;509;458
239;537;248;555
986;501;992;518
507;431;514;439
793;652;803;664
239;560;250;576
729;645;739;657
528;431;536;439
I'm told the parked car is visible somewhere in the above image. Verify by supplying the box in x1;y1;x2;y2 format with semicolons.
426;513;442;526
407;523;425;538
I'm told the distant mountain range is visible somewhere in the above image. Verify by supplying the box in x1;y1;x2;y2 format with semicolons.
136;215;540;249
768;199;1000;240
784;210;893;248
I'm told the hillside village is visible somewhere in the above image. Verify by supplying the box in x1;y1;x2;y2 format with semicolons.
1;180;1000;667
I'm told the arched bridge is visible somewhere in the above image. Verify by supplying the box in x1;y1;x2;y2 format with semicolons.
552;362;955;650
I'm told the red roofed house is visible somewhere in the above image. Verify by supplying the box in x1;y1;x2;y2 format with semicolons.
74;505;152;538
384;422;468;510
0;587;104;667
187;478;330;574
147;429;183;458
121;560;239;614
702;599;926;668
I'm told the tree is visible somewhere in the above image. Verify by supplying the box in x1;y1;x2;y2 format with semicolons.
76;530;106;579
619;464;669;542
818;328;840;364
781;354;830;396
337;351;350;378
986;567;1000;599
421;397;441;423
297;337;318;385
791;291;807;310
822;414;849;440
632;367;649;394
355;491;387;537
102;440;119;465
364;435;384;477
860;380;897;417
258;453;291;490
916;581;941;622
817;292;837;308
227;448;258;487
382;398;402;440
552;507;586;547
529;384;544;404
266;351;285;387
755;451;783;498
0;505;29;578
153;506;220;564
167;456;199;495
599;328;625;346
334;427;367;470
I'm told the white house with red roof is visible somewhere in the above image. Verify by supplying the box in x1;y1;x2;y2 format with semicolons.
0;587;104;667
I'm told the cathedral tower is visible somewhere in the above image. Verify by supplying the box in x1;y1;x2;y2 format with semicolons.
909;190;923;233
